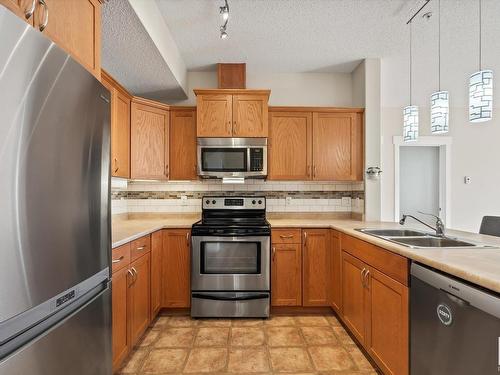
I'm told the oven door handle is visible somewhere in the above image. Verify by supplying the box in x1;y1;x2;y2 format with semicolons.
192;293;269;301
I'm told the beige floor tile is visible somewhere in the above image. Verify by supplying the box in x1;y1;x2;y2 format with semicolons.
332;325;356;345
183;348;227;373
141;348;188;374
266;326;304;347
231;327;265;346
269;347;313;372
294;316;329;326
300;326;338;345
326;315;342;327
346;344;376;371
264;316;296;327
155;328;195;348
308;345;355;372
195;327;230;347
227;347;270;373
197;318;232;327
167;316;198;327
151;316;170;330
120;348;148;373
232;318;265;327
138;329;160;347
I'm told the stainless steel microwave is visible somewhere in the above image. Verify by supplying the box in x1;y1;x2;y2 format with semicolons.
197;138;267;179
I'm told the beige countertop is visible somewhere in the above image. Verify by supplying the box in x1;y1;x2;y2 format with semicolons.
112;215;500;294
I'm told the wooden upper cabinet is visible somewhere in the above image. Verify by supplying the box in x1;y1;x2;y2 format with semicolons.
170;108;197;180
194;89;270;137
232;94;268;137
130;98;169;180
161;229;191;308
35;0;101;78
102;71;131;179
129;252;151;347
302;229;330;307
0;0;35;23
196;94;232;137
312;112;363;181
268;111;311;180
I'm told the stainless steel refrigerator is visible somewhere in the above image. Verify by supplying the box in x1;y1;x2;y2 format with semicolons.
0;6;112;374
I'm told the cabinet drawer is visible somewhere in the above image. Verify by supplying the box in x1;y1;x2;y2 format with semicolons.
341;234;409;286
272;229;301;244
130;235;151;262
112;243;130;274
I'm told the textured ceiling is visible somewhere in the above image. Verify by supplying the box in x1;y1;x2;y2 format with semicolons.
155;0;418;73
101;0;186;100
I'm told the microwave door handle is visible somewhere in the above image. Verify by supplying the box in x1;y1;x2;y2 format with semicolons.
192;293;269;301
247;148;251;172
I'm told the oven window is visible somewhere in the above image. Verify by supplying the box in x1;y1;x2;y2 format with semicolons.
201;148;247;172
200;241;261;274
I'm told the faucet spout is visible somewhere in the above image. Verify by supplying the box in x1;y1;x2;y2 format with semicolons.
399;213;445;237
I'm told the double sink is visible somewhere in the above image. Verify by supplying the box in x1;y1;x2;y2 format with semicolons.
356;228;493;249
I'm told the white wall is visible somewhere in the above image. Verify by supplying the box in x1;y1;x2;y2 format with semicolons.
170;71;353;107
380;0;500;232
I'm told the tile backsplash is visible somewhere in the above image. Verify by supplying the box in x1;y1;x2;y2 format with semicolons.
111;179;364;215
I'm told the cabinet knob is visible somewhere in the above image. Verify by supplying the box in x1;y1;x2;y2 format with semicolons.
38;0;49;32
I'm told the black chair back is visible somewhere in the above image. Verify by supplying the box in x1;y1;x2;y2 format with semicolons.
479;216;500;237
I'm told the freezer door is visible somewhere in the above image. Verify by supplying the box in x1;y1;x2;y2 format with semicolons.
0;287;111;375
0;6;110;323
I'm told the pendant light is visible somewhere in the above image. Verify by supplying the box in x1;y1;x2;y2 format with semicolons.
431;0;449;134
404;21;418;142
469;0;493;123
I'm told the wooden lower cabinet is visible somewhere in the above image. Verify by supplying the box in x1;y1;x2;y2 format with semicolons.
129;253;151;346
329;230;342;313
111;266;130;373
150;231;162;318
302;229;330;306
271;243;302;306
161;229;191;308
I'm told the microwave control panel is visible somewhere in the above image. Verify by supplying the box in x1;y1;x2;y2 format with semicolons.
249;148;264;171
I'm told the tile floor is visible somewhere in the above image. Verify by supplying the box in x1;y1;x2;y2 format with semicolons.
118;314;379;375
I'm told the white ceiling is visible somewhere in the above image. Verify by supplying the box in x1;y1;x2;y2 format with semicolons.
155;0;420;73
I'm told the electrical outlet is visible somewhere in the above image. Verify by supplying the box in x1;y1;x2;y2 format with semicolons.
464;176;471;184
285;196;292;206
181;195;188;206
342;197;352;206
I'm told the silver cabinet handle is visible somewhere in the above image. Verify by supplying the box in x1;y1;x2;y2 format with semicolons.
272;246;276;261
165;164;169;178
364;270;370;289
136;246;145;251
38;0;48;31
127;269;134;284
113;158;119;174
131;267;138;283
280;235;294;239
112;255;124;264
24;0;36;19
186;232;190;247
361;268;367;287
303;231;307;246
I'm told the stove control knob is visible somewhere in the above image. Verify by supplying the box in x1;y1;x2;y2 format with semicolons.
252;200;256;205
258;200;262;204
212;200;216;204
205;200;210;204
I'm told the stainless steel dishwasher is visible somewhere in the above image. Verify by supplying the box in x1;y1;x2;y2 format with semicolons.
411;263;500;374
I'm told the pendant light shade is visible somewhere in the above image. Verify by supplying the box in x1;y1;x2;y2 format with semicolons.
431;91;449;133
403;105;419;142
469;70;493;122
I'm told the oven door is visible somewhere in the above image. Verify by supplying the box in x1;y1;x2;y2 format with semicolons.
191;236;270;291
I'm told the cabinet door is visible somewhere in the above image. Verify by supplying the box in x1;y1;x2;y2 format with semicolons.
170;109;197;180
302;229;330;306
271;243;302;306
329;230;342;313
130;102;169;180
35;0;101;78
366;267;409;375
111;266;130;372
196;94;232;137
129;253;151;347
341;252;368;344
312;112;363;181
111;90;131;178
0;0;35;24
161;229;190;308
150;231;162;319
268;111;312;180
232;94;268;137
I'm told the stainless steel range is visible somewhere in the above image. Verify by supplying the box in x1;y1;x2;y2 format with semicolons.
191;197;271;318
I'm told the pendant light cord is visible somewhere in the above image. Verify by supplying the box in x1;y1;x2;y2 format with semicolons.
438;0;441;91
479;0;482;70
409;21;413;105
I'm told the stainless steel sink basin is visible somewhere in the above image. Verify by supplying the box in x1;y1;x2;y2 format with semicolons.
391;237;476;248
358;229;428;237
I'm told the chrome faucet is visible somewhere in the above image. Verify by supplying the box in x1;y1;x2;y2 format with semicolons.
400;212;445;237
